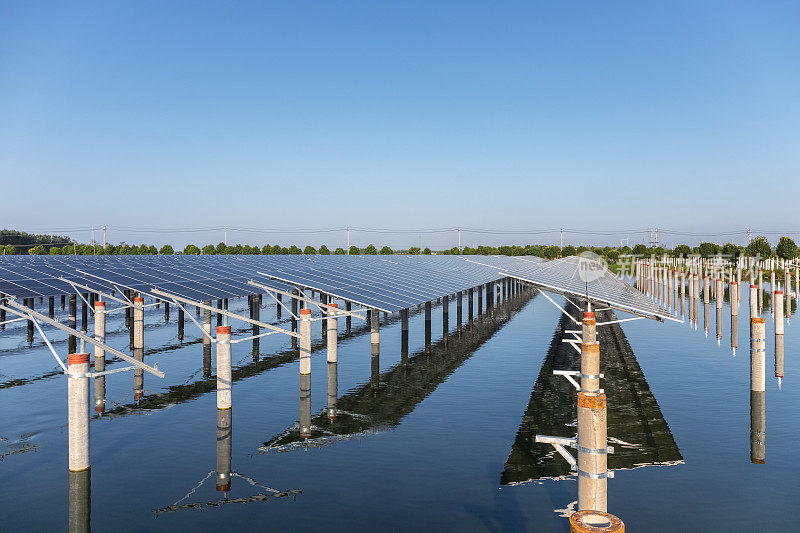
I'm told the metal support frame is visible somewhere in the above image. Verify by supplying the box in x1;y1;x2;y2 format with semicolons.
534;435;614;474
151;289;299;339
248;280;366;320
553;370;605;394
253;272;389;314
0;298;164;378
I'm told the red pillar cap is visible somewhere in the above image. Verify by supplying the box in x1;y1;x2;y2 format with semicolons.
68;353;90;365
300;308;311;315
94;301;105;307
133;297;144;303
217;325;231;334
328;303;338;308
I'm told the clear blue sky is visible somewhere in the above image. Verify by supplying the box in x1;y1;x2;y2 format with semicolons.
1;1;798;249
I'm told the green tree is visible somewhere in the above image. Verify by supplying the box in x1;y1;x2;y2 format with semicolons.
216;242;227;254
261;245;271;255
632;244;648;256
562;245;577;256
28;245;45;255
3;244;15;255
349;245;360;255
364;244;378;255
380;246;393;255
202;244;216;255
605;249;620;263
746;236;771;258
160;244;174;255
408;246;421;255
696;242;719;257
271;244;283;255
673;244;692;257
450;246;460;255
304;245;317;254
423;247;431;255
184;244;201;255
49;245;62;255
721;242;740;260
542;246;560;259
461;246;475;255
776;237;797;260
334;247;345;255
288;245;302;254
318;245;330;255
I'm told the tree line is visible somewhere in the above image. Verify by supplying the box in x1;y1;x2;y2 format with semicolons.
5;234;798;263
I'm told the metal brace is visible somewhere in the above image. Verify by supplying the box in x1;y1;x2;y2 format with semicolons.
552;370;604;393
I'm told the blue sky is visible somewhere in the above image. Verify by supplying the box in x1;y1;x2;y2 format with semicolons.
1;1;798;249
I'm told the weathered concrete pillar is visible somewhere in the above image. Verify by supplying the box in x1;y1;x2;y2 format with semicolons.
300;373;311;439
299;308;311;376
345;301;352;332
320;293;328;340
581;341;600;393
216;325;232;410
371;342;380;393
178;306;185;341
750;284;758;319
291;290;299;347
164;301;169;321
276;293;282;320
133;347;144;401
203;343;212;379
400;308;409;365
133;297;144;350
582;311;596;344
680;271;686;318
251;294;260;339
93;301;106;414
731;315;739;355
577;392;607;512
327;304;338;363
203;300;212;345
703;275;709;304
68;353;90;473
424;301;432;354
716;278;723;310
775;290;784;336
216;408;232;492
327;361;338;420
371;307;380;356
468;288;474;322
48;295;55;318
477;285;483;316
731;283;739;317
217;299;223;327
716;306;723;345
68;294;77;353
25;297;34;343
750;316;766;464
775;332;784;388
758;269;764;314
68;469;91;533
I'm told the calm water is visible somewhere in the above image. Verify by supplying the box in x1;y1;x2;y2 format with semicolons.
0;285;797;531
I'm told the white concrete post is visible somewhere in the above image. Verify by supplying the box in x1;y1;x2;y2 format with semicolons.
577;392;607;512
68;353;90;472
93;301;106;414
133;296;144;349
750;316;766;464
216;325;232;410
299;308;312;375
327;303;338;363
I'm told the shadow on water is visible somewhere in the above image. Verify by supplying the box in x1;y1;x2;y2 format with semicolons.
500;303;682;486
260;289;537;451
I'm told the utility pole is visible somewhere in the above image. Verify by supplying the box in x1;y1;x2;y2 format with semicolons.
560;228;563;251
224;226;227;246
102;225;107;249
458;228;461;252
91;226;95;247
748;228;752;244
655;228;658;248
346;226;350;254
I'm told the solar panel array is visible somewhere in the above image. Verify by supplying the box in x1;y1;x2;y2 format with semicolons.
461;255;677;321
0;254;672;319
0;255;502;312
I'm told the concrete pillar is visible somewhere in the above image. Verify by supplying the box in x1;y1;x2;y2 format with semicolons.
371;307;380;356
25;298;34;343
320;293;328;340
93;301;106;414
731;283;739;317
577;392;607;512
477;285;483;316
203;343;212;379
327;304;338;363
750;316;766;464
327;361;338;420
750;284;758;319
716;306;723;345
164;301;169;321
68;294;77;354
291;290;299;348
775;291;784;336
400;308;409;365
300;373;311;439
581;341;600;393
68;353;90;473
716;278;723;310
133;297;144;350
277;293;282;320
758;269;764;314
48;296;55;318
216;325;232;410
216;408;232;492
178;306;184;341
680;271;686;318
299;308;311;376
582;311;596;344
424;301;432;354
61;294;66;309
703;275;709;304
468;288;474;322
345;301;352;332
775;332;784;388
731;315;738;355
203;300;212;345
217;299;223;327
133;347;144;401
